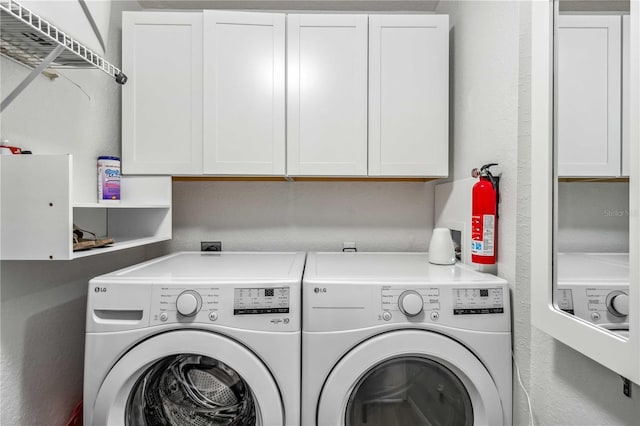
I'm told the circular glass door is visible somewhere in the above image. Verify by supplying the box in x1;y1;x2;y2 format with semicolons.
126;354;257;425
317;330;504;426
92;330;283;426
345;356;473;426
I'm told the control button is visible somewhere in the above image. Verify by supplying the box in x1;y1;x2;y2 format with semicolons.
591;312;601;322
176;291;202;317
606;291;629;317
398;290;424;317
208;311;218;322
430;311;440;321
382;311;392;321
159;312;168;322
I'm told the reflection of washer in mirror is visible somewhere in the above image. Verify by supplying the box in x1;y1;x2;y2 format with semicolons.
555;253;629;337
606;290;629;317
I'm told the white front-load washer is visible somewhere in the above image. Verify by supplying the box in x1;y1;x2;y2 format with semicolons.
84;251;306;426
556;252;629;336
302;252;512;426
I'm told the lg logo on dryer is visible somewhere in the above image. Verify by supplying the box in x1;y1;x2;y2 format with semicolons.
313;287;327;294
94;287;107;293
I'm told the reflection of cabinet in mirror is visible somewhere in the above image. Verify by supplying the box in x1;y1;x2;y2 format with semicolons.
557;15;630;177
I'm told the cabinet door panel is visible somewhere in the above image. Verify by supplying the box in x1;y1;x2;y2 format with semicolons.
203;12;285;175
369;15;449;177
122;12;203;175
287;14;368;176
557;16;621;177
622;15;630;177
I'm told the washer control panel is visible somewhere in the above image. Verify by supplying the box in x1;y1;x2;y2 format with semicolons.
234;287;290;315
382;287;441;313
452;288;504;315
148;284;298;331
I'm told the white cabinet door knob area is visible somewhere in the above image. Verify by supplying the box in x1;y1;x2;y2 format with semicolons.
557;15;622;177
122;12;203;175
368;15;449;177
286;14;368;176
203;12;285;175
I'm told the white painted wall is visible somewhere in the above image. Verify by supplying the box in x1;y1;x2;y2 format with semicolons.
0;2;156;425
167;180;435;253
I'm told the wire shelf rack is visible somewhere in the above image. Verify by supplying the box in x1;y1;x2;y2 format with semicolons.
0;0;127;84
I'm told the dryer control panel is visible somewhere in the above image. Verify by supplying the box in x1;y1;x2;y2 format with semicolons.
303;282;510;333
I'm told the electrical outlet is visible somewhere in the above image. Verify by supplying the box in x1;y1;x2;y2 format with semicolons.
201;241;222;252
343;241;357;252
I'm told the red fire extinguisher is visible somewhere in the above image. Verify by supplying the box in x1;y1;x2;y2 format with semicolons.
471;164;499;265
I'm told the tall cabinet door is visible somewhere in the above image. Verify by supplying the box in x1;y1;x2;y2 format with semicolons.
287;14;368;176
203;12;285;175
122;12;203;175
622;15;630;177
368;15;449;177
557;15;622;177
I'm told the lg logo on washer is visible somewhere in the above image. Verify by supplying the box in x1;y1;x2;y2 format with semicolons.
94;287;107;293
314;287;327;294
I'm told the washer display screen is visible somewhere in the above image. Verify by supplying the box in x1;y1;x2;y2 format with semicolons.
453;288;504;315
234;287;290;315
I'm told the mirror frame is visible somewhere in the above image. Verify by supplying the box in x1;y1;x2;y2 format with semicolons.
531;0;640;383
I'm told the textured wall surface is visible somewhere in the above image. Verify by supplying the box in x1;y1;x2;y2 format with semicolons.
0;2;149;425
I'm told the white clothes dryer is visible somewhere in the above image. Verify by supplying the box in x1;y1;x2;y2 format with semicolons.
302;252;512;426
556;252;629;337
84;251;306;426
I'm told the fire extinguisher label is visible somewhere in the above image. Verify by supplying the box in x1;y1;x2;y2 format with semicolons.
471;214;495;256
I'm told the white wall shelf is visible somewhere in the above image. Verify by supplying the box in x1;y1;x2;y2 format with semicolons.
1;154;172;260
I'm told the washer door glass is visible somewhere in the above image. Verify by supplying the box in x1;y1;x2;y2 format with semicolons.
126;354;256;426
345;356;473;426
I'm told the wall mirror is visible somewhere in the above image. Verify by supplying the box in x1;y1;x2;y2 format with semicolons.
532;0;640;384
553;0;631;337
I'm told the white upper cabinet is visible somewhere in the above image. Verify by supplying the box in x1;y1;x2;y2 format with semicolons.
557;15;622;177
368;15;449;177
122;11;449;178
203;12;285;175
287;14;368;176
122;12;203;175
622;14;630;177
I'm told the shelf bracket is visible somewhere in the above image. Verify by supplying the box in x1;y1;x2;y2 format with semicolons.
1;44;64;112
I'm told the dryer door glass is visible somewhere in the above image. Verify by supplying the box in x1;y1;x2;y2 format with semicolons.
125;354;257;426
345;356;473;426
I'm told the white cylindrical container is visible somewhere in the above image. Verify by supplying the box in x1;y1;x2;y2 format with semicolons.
428;228;456;265
98;156;120;203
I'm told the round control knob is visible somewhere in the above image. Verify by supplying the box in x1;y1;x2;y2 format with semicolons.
159;312;169;322
176;291;201;317
606;291;629;317
398;290;424;317
382;311;392;321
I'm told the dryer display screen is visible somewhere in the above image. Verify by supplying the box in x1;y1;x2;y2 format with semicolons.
234;287;290;315
453;288;504;315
